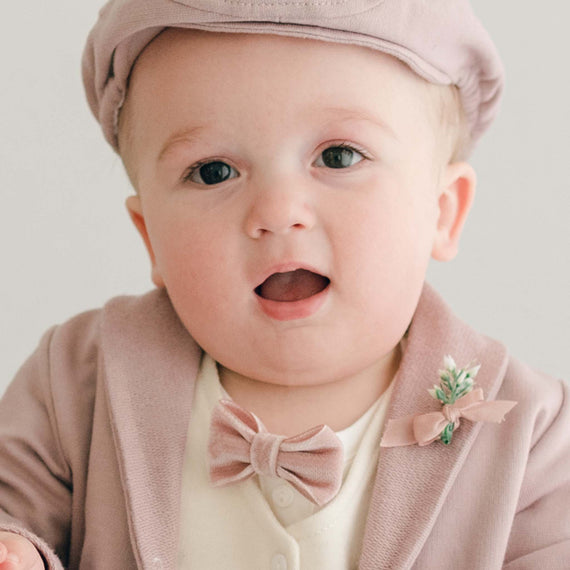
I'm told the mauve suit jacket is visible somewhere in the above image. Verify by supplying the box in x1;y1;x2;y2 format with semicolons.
0;284;568;569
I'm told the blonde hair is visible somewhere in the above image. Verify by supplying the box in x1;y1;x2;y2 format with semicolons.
432;84;471;163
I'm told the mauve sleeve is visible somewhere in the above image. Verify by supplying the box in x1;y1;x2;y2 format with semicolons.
503;378;570;569
0;327;70;570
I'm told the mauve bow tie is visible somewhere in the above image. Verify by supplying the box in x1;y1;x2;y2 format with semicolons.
208;399;344;506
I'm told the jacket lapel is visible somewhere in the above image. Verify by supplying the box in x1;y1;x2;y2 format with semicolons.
101;288;202;570
359;284;509;569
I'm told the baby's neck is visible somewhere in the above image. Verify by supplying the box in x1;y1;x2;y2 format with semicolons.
218;345;401;437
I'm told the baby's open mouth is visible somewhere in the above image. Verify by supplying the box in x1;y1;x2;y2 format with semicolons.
255;269;330;302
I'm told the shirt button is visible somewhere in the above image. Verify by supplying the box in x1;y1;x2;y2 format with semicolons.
271;553;288;570
272;485;294;508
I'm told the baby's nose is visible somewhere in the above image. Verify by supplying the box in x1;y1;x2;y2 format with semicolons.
244;180;316;238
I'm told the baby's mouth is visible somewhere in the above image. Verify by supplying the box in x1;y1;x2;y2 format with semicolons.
255;269;330;302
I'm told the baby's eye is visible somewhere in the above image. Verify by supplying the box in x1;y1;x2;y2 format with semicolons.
315;144;366;169
184;160;239;186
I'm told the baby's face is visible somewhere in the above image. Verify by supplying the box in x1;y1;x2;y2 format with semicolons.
124;29;461;387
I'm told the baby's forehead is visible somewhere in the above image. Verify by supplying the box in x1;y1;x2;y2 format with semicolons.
126;29;434;131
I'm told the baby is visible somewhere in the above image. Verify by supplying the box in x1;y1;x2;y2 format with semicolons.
1;1;568;569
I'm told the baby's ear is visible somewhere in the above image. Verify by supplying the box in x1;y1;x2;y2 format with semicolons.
125;195;165;288
431;162;476;262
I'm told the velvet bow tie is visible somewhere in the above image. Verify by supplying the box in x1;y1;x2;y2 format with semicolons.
208;399;344;506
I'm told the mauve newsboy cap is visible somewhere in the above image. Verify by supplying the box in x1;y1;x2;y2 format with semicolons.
82;0;504;154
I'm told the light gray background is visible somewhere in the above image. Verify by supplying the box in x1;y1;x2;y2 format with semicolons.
1;2;568;393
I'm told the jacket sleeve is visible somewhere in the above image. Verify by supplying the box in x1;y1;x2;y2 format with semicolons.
0;327;71;570
503;377;570;569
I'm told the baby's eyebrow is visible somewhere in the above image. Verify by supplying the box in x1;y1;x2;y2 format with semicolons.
158;125;207;161
315;106;398;140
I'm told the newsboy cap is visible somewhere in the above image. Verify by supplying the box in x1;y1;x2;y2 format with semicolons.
82;0;504;154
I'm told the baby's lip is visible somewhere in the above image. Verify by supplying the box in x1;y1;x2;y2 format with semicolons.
254;268;330;302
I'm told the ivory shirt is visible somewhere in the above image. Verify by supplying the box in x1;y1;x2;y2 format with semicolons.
177;354;395;570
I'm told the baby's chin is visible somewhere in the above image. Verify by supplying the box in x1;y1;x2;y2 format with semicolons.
216;339;402;390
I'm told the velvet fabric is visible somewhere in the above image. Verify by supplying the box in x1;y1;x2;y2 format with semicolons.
208;399;344;506
0;284;568;569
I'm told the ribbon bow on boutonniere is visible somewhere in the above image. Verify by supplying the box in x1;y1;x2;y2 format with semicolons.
380;355;517;447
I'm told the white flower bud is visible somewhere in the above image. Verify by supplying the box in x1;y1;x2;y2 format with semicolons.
465;363;481;378
443;355;456;371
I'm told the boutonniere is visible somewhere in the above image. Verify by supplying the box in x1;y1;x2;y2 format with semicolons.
380;355;517;447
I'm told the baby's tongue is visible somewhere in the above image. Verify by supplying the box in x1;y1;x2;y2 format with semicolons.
257;269;329;302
